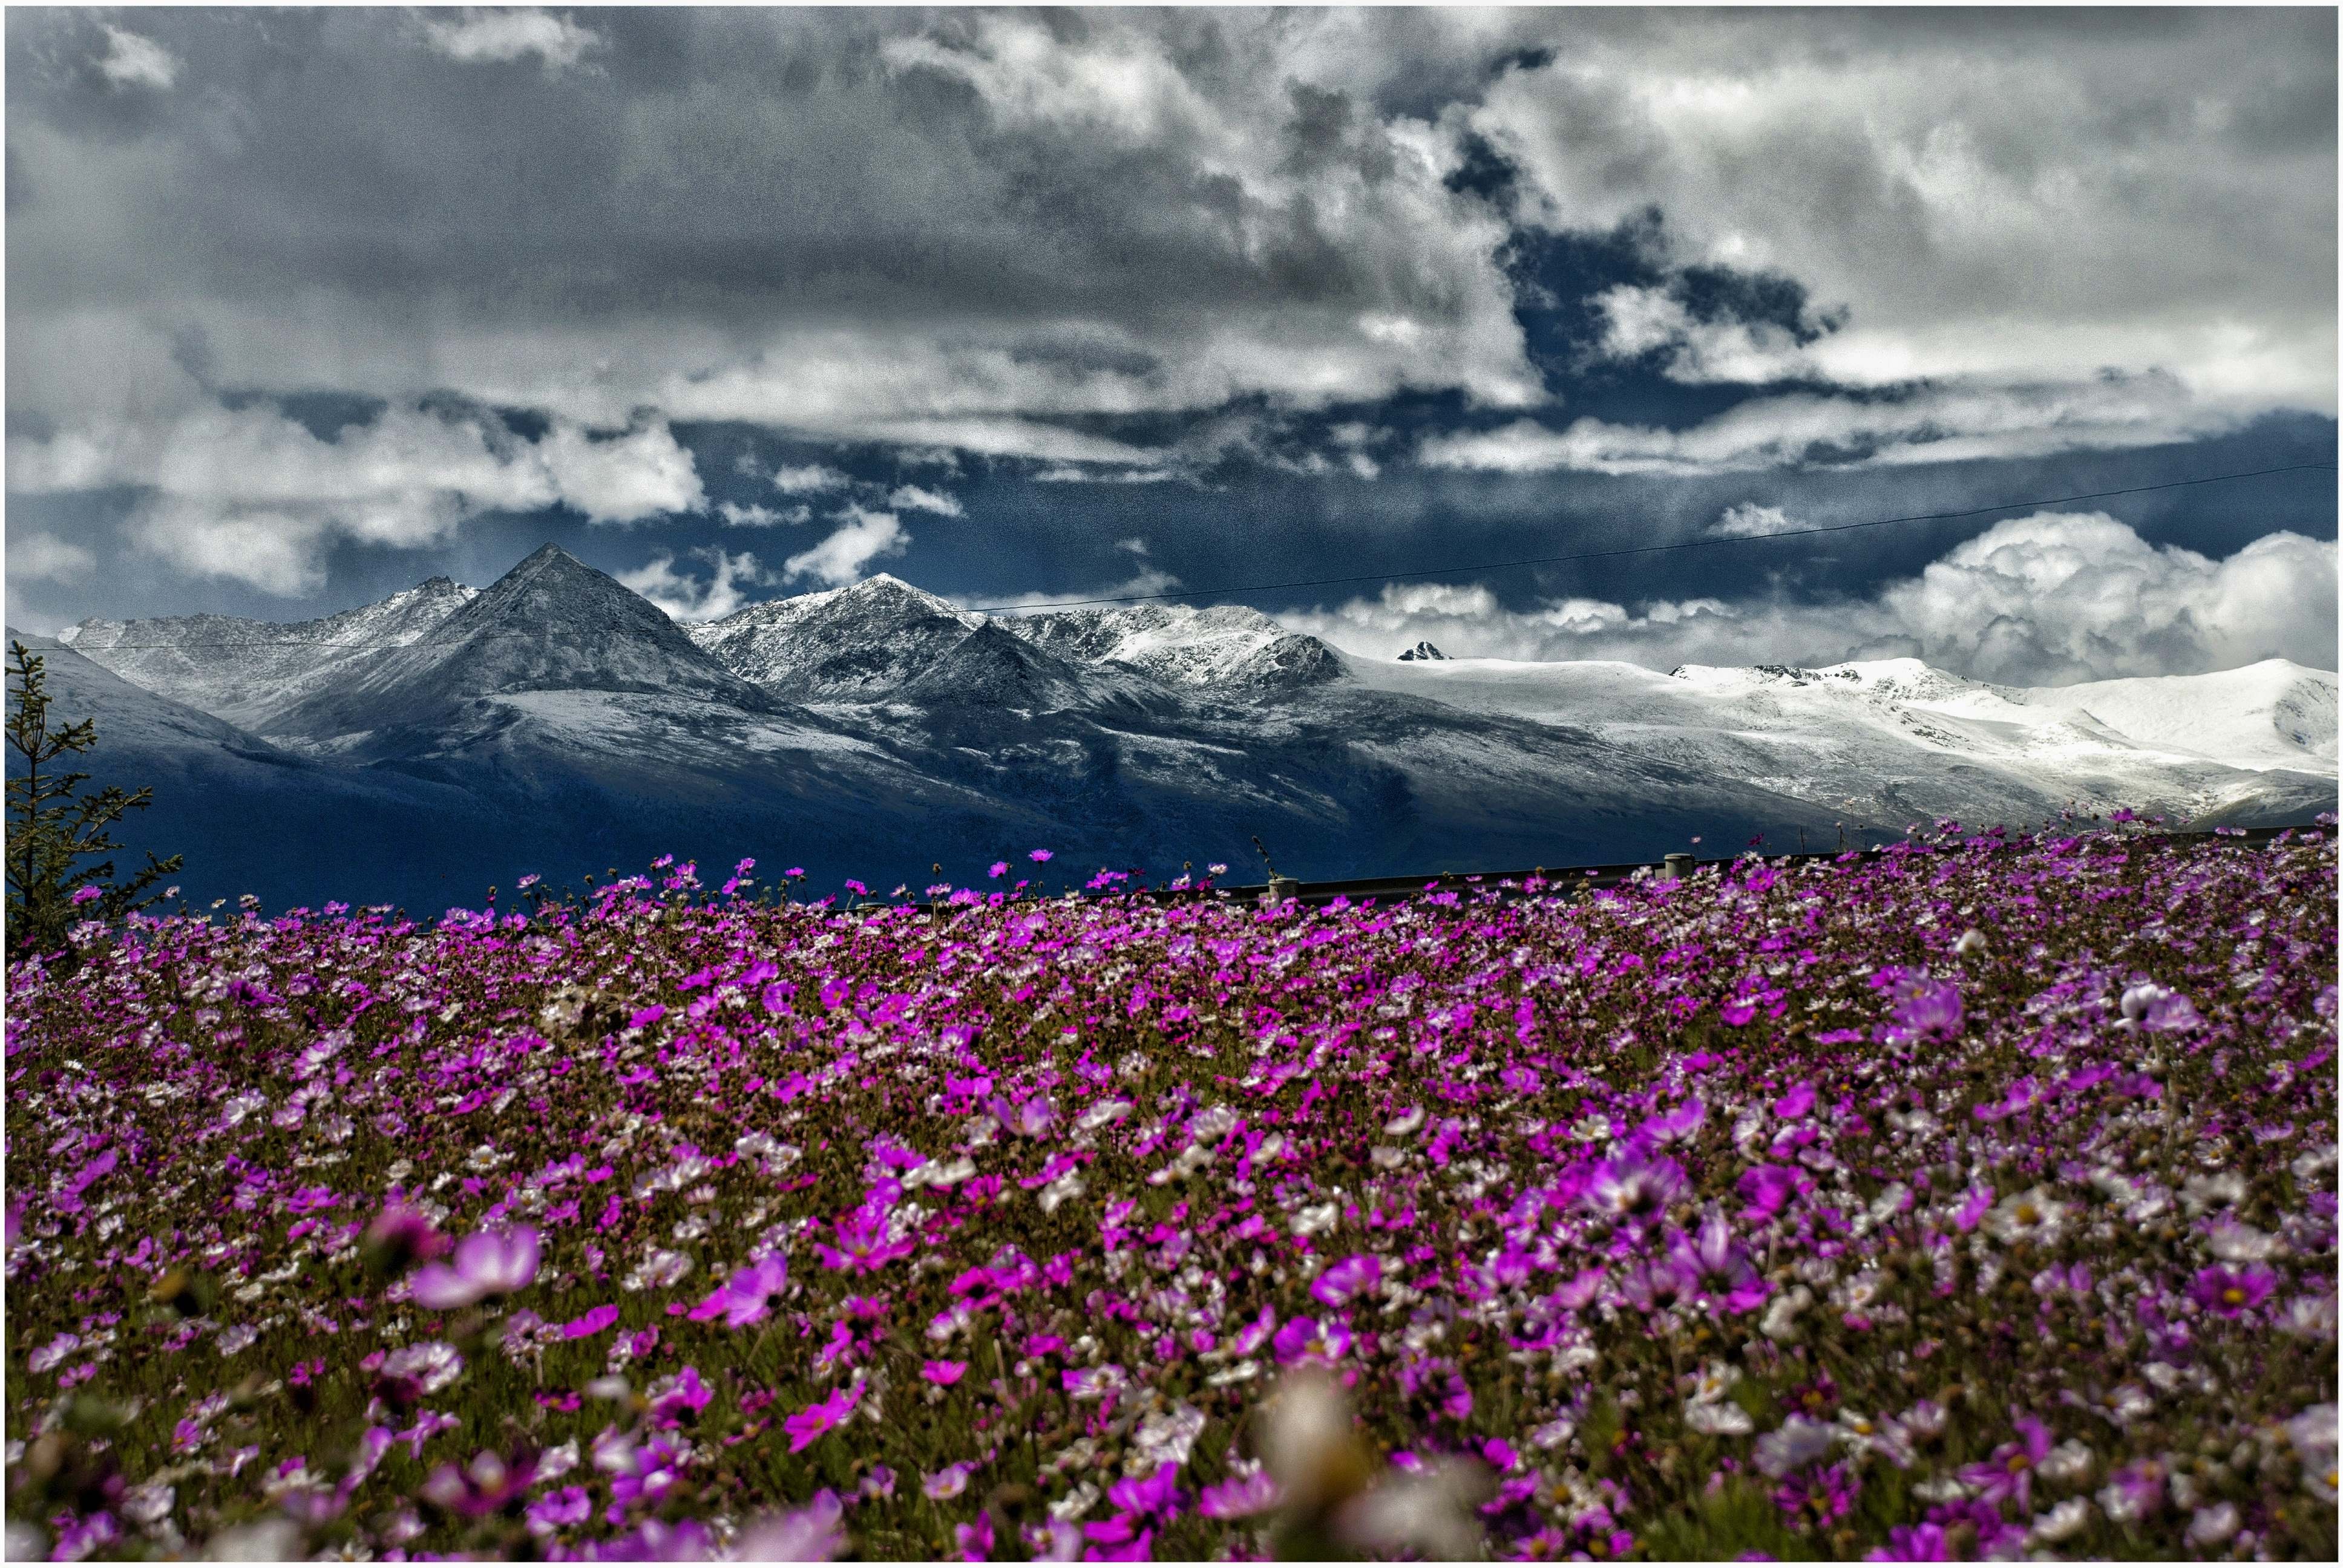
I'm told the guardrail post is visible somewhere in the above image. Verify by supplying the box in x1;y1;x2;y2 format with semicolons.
1662;852;1694;883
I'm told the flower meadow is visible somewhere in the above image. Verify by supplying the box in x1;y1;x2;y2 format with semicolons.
5;822;2338;1562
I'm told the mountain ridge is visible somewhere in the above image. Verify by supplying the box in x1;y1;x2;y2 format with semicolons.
42;547;2338;907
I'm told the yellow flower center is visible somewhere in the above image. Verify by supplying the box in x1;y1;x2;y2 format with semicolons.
2222;1287;2246;1307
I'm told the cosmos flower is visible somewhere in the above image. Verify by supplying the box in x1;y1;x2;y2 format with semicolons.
784;1379;866;1453
410;1226;540;1309
686;1253;790;1328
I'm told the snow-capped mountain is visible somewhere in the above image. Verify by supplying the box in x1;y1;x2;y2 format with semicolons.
685;574;983;701
48;545;2338;907
264;544;785;753
58;576;477;730
998;601;1345;691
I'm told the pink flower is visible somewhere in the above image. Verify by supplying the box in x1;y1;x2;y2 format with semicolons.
1309;1253;1383;1308
1199;1469;1281;1519
2191;1264;2279;1318
560;1304;620;1339
410;1226;539;1308
1029;848;1054;863
736;1492;845;1561
1107;1462;1181;1519
1736;1163;1800;1220
69;885;102;906
812;1205;915;1273
1271;1314;1352;1367
784;1379;865;1452
989;861;1009;879
922;1359;968;1385
686;1253;790;1328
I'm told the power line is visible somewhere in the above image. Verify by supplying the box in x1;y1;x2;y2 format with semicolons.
965;460;2339;612
36;459;2339;648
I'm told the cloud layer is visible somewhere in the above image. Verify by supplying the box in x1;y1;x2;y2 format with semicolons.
3;8;2332;633
1279;514;2339;686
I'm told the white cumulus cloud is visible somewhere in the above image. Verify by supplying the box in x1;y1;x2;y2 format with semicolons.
1417;374;2246;476
416;8;602;73
886;485;964;517
619;547;768;624
771;464;850;496
783;505;909;588
9;533;97;584
716;501;811;528
5;402;705;595
1277;514;2338;686
1711;503;1796;539
96;24;180;91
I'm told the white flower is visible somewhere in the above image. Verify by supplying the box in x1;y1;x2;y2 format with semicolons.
2029;1497;2092;1544
2037;1439;2095;1484
1754;1417;1837;1478
1037;1171;1086;1215
1982;1186;2068;1244
1953;929;1988;958
2205;1218;2278;1262
1685;1399;1754;1436
1130;1403;1205;1474
215;1324;258;1357
2186;1502;2240;1547
381;1340;464;1394
2276;1293;2339;1340
1759;1284;1813;1343
1383;1107;1425;1137
2180;1172;2247;1215
1290;1202;1340;1237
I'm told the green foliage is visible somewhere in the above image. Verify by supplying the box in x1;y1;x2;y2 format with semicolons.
5;639;182;964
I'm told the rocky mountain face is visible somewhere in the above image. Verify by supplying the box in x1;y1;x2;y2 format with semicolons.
59;577;478;730
42;545;2338;909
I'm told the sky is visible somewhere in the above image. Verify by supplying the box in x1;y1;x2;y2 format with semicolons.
5;5;2337;686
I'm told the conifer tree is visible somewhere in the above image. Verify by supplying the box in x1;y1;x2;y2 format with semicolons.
6;640;182;964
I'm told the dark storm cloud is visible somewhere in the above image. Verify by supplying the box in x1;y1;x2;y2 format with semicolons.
4;7;2334;685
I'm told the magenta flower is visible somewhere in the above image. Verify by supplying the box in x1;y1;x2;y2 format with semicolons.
922;1359;968;1385
1107;1463;1181;1519
1029;848;1054;863
1588;1156;1688;1223
784;1379;865;1453
1271;1314;1352;1367
989;860;1009;879
560;1304;620;1339
1670;1212;1769;1312
526;1485;591;1537
69;885;102;907
1309;1253;1383;1308
923;1462;974;1500
1958;1413;2056;1511
1736;1163;1800;1220
410;1225;539;1308
736;1494;845;1564
1199;1469;1282;1520
686;1253;790;1327
1888;975;1964;1041
2191;1264;2280;1318
1869;1524;1955;1561
811;1205;916;1273
1620;1255;1693;1313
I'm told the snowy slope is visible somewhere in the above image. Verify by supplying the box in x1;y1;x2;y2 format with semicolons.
1003;603;1345;692
266;546;785;752
62;577;477;731
1346;651;2336;830
687;575;981;700
2024;659;2338;772
48;551;2335;905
